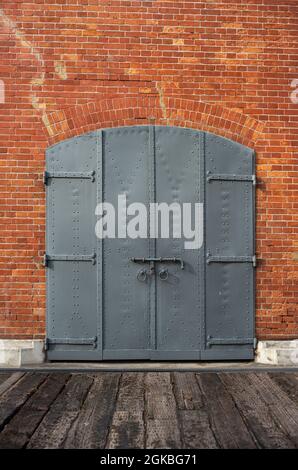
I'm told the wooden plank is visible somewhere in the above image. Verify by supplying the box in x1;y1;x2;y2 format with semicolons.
0;374;69;449
219;373;295;449
246;373;298;447
0;374;13;386
64;373;121;449
27;374;94;449
145;373;181;449
0;373;24;397
196;373;256;449
268;373;298;404
106;373;144;449
172;372;218;449
0;373;46;432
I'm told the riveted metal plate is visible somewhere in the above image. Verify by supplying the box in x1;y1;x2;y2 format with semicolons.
205;132;255;357
154;126;204;358
46;132;101;360
102;127;151;358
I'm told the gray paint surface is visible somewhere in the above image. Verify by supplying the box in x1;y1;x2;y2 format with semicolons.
46;126;255;361
154;127;204;358
103;127;150;358
204;132;255;359
46;133;100;360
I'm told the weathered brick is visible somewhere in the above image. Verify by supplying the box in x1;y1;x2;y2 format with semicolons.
0;0;297;340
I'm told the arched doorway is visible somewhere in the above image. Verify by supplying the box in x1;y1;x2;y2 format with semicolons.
44;126;255;360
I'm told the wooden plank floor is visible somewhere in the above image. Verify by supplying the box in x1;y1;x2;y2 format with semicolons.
0;371;297;449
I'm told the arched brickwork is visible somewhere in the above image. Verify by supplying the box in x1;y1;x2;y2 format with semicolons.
44;96;266;149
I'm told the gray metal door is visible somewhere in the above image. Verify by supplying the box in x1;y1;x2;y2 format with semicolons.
203;132;255;359
45;133;101;360
153;127;204;359
103;127;151;359
45;126;255;361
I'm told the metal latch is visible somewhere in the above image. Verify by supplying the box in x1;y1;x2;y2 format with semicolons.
130;257;184;270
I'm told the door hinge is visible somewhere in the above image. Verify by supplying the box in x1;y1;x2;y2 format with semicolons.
43;170;95;185
207;254;257;267
43;253;48;267
43;253;96;267
207;172;257;186
45;337;97;349
206;336;255;348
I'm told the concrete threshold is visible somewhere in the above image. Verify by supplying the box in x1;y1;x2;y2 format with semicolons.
0;361;298;373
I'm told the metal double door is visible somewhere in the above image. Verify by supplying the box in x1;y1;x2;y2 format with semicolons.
45;126;255;361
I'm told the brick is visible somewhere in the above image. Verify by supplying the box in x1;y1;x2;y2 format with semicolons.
0;0;296;340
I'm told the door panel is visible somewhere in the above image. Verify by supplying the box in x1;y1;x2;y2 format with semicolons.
103;127;151;358
46;261;98;360
46;133;101;360
204;132;255;359
154;127;203;358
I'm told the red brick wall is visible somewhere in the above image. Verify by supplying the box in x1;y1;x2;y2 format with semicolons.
0;1;297;340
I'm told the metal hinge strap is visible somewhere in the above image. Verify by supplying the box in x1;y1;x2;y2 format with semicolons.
207;255;257;267
44;170;95;185
45;337;97;350
207;337;255;348
43;253;96;267
207;173;257;185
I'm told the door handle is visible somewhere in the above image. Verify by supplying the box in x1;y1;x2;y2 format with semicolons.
137;268;147;282
159;268;169;281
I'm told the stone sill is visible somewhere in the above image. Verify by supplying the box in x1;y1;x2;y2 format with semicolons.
0;339;297;367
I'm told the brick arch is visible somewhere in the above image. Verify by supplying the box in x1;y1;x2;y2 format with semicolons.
44;96;266;148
